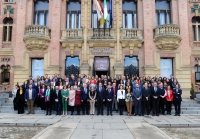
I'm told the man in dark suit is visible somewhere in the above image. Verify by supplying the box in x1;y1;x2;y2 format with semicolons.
81;84;89;115
173;84;182;116
169;75;174;89
96;82;105;115
151;82;161;116
53;86;62;115
112;83;118;111
25;84;37;114
133;83;142;116
106;85;114;116
159;83;166;115
141;82;151;116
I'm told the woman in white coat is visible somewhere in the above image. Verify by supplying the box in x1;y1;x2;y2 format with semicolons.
68;85;76;115
117;85;126;115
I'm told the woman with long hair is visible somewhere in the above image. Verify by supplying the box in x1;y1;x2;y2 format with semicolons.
117;85;126;115
16;85;25;114
39;84;46;110
61;85;69;116
75;86;81;115
68;86;76;115
44;85;53;115
89;86;97;115
125;89;133;116
165;85;174;115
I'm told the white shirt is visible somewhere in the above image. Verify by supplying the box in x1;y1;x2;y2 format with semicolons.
117;90;126;101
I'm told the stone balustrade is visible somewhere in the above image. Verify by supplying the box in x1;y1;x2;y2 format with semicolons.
190;0;200;2
154;24;181;50
23;25;51;51
61;28;83;40
24;25;50;39
120;28;143;40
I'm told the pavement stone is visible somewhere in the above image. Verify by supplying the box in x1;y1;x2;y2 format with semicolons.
70;129;102;139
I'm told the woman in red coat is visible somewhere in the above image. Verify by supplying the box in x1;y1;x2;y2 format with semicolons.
165;85;174;115
75;86;81;115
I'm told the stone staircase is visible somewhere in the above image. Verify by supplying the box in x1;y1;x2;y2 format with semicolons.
1;97;200;115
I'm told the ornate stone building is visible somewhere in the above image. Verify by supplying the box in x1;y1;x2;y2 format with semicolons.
0;0;200;98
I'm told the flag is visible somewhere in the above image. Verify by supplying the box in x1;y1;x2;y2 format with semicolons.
98;0;105;26
109;0;113;27
104;0;109;21
93;0;103;20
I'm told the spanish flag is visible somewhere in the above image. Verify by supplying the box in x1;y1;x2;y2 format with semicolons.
93;0;105;27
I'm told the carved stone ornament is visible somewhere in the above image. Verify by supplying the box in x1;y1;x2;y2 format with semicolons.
24;38;50;51
154;24;181;50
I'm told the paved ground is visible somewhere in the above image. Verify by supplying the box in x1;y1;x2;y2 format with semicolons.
0;126;44;139
1;113;200;139
161;128;200;139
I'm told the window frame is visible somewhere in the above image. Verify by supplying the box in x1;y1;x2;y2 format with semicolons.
122;10;137;28
195;65;200;83
192;17;200;42
155;0;171;26
33;0;49;26
66;10;81;29
3;18;13;42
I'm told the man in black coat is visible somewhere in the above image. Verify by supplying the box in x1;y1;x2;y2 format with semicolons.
159;83;166;115
96;82;105;115
141;82;151;116
151;82;161;116
173;84;182;116
81;84;89;115
106;85;114;116
53;86;62;115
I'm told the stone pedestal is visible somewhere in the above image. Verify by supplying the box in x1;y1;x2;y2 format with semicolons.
80;62;90;76
142;65;160;77
44;65;61;76
113;62;124;77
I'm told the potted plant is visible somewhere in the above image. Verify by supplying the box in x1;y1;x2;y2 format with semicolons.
190;83;195;99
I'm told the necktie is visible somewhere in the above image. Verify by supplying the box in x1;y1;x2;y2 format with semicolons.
85;88;87;94
155;87;157;92
100;87;102;92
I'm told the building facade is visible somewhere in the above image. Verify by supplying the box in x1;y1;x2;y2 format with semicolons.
0;0;200;98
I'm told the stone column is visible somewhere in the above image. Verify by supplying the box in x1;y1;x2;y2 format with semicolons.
113;0;123;76
80;0;90;75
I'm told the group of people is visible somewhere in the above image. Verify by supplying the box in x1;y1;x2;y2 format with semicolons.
12;73;182;116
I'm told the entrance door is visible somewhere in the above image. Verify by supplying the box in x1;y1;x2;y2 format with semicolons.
95;71;108;77
93;56;110;76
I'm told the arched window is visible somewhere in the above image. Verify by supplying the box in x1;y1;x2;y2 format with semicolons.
1;65;10;83
155;0;171;26
3;18;13;42
192;16;200;41
195;65;200;83
34;0;49;26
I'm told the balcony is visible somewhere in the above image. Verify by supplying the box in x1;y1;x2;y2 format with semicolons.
190;0;200;3
87;28;116;47
60;28;83;48
120;28;144;48
154;24;181;50
23;25;51;51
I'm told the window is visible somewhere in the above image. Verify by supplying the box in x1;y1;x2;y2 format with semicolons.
1;65;10;83
34;0;49;26
65;56;80;77
5;0;14;2
31;59;44;79
3;18;13;42
122;0;137;28
195;65;200;82
155;0;171;26
92;0;111;28
192;17;200;41
124;56;139;77
66;0;81;29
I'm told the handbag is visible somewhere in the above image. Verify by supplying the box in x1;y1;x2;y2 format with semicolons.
45;95;50;102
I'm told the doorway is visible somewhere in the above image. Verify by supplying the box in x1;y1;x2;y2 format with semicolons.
95;71;108;77
93;56;110;76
